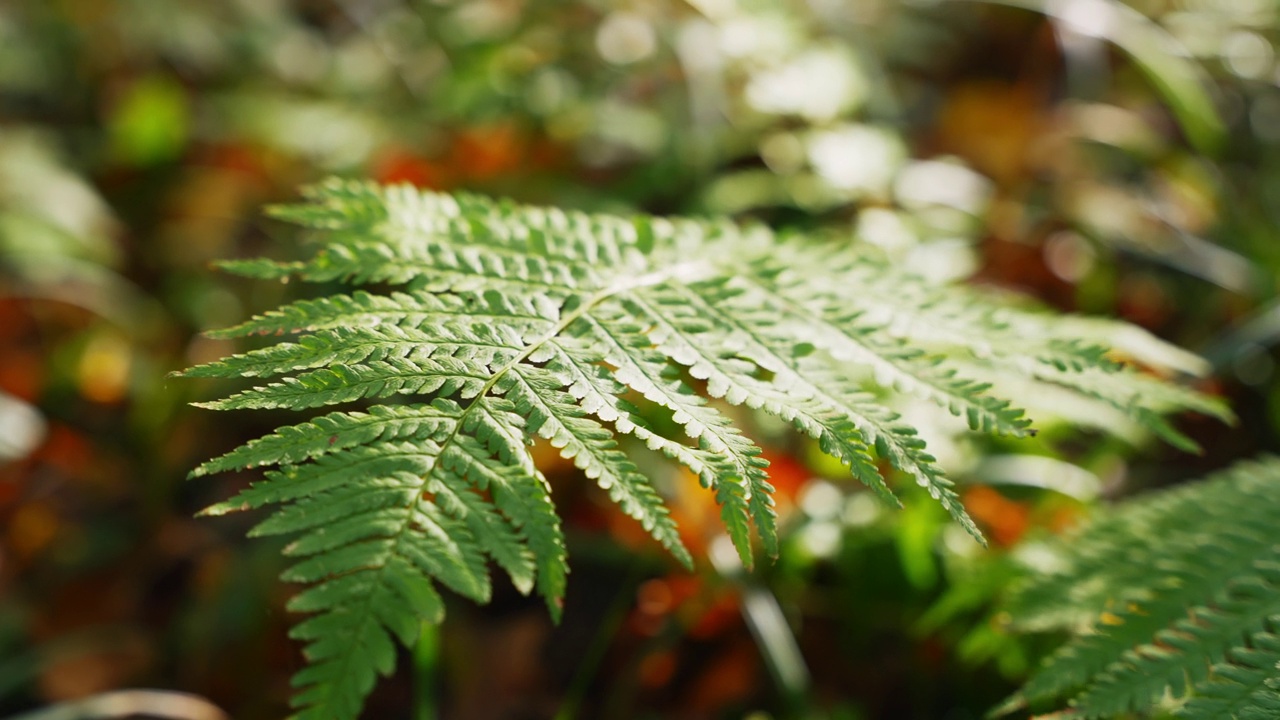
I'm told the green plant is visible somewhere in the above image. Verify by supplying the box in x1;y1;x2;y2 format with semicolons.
998;456;1280;719
183;178;1225;719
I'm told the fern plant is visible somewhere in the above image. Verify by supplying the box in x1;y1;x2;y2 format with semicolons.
998;456;1280;719
183;178;1226;719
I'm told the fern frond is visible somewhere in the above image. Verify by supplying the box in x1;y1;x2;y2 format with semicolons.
297;239;591;293
278;473;490;720
635;279;967;534
206;289;557;340
1176;628;1280;720
1022;363;1231;452
499;364;693;567
443;432;566;611
567;307;763;479
191;402;458;478
1076;570;1280;717
426;461;537;595
190;178;1223;720
195;357;493;410
801;245;1228;446
184;323;524;379
1000;457;1280;719
737;253;1033;436
565;309;776;560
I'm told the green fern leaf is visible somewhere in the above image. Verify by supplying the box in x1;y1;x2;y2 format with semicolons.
1076;571;1280;718
206;289;557;340
443;431;566;613
1000;457;1280;719
195;357;492;410
1176;629;1280;720
191;402;457;478
183;324;523;380
189;178;1223;719
734;253;1033;436
499;364;693;567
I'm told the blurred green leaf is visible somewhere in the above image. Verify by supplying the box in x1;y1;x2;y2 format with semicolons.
108;75;191;166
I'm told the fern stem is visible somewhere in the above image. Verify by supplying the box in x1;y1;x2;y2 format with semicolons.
412;621;439;720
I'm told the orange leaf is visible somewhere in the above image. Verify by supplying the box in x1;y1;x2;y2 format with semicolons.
962;485;1030;546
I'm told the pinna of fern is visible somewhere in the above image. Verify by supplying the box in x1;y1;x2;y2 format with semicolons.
997;455;1280;719
182;178;1228;720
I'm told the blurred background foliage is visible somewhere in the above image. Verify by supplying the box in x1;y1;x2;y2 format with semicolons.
1;0;1278;718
